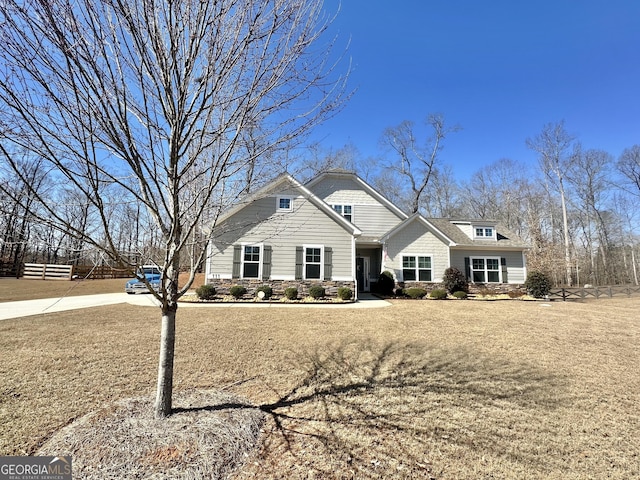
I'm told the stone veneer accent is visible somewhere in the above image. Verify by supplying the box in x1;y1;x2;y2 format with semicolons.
206;279;356;299
397;281;524;294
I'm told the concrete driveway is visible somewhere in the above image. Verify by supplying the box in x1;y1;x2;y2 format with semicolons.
0;292;391;320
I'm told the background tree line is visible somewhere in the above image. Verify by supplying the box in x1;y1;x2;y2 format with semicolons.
1;115;638;287
297;118;640;288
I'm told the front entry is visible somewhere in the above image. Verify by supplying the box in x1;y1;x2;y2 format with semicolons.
356;256;370;292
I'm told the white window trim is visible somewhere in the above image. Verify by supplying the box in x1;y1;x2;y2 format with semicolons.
401;253;433;282
331;204;354;223
277;196;293;211
473;225;496;240
303;244;324;281
470;256;502;283
241;243;263;279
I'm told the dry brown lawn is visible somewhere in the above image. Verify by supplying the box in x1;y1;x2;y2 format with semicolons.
0;277;125;301
0;274;204;301
1;280;639;479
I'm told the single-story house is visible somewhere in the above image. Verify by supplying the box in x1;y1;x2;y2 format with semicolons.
205;169;529;298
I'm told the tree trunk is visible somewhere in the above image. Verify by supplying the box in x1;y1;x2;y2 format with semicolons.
632;246;639;286
559;182;573;286
155;305;177;418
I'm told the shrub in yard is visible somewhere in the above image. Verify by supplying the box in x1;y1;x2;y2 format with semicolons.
337;287;353;301
452;290;467;299
284;287;298;300
508;289;525;299
429;289;448;300
404;287;427;299
229;285;247;299
255;285;272;299
524;271;552;298
308;285;325;299
376;271;395;295
195;284;216;300
442;267;469;294
395;287;405;297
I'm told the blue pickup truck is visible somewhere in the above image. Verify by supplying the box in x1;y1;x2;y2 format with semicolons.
125;265;162;294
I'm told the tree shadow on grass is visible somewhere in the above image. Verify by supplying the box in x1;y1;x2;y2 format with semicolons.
180;340;567;478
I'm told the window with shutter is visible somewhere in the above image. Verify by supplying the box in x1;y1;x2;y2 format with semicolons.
469;256;502;283
262;245;272;280
232;245;241;279
295;246;303;280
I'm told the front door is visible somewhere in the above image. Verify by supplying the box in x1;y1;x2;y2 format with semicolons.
356;257;370;292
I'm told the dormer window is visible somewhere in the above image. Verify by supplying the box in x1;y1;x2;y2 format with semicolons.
277;196;293;211
474;226;495;239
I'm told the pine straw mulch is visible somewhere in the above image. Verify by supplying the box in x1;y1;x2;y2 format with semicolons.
38;389;264;480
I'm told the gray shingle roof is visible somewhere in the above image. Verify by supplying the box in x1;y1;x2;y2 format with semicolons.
427;218;530;249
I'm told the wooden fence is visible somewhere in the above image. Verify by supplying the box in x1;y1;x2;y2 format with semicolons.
6;263;133;280
23;263;73;281
548;285;640;301
72;265;133;279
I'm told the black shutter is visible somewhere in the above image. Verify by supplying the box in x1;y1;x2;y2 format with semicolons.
501;257;508;283
262;245;272;280
324;247;333;280
295;246;303;280
464;257;470;281
232;245;241;279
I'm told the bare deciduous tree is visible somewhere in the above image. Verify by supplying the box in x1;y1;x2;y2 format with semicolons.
0;0;349;417
379;113;460;214
527;121;576;286
618;145;640;195
566;146;614;284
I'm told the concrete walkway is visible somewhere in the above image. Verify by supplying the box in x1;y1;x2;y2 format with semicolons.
0;292;391;321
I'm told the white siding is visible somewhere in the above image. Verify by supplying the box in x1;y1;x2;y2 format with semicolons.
308;176;404;236
354;204;404;237
209;195;353;280
383;221;450;282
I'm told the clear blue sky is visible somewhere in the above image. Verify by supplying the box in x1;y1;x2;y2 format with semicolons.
313;0;640;179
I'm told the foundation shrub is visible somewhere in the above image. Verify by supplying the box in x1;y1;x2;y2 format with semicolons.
284;287;298;300
442;267;469;294
452;290;468;299
524;271;552;298
195;284;216;300
376;271;395;295
255;285;272;299
337;287;353;301
229;285;247;299
308;285;325;299
404;287;427;299
429;289;448;300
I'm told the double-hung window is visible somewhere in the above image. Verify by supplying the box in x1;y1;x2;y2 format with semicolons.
332;204;353;222
242;245;261;278
305;247;322;279
474;226;495;239
402;255;432;281
471;257;500;283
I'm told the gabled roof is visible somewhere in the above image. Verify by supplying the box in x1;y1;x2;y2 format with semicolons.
428;218;529;249
305;169;409;221
211;173;362;236
381;213;456;246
